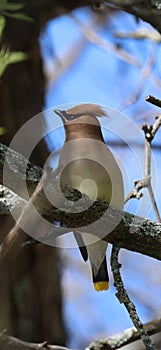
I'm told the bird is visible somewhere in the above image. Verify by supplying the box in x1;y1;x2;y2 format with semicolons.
54;104;124;291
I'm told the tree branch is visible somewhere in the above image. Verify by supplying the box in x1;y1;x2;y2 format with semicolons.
110;245;158;350
125;108;161;222
0;143;42;199
1;318;161;350
1;142;161;262
86;318;161;350
21;1;161;35
0;184;27;214
114;28;161;42
0;331;71;350
103;0;161;34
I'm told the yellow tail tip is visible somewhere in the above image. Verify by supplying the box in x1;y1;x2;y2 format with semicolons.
94;281;109;291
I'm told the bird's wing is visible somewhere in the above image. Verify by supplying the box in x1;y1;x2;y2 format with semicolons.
73;231;88;261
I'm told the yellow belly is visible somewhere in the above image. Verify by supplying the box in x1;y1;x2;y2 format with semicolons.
60;159;112;204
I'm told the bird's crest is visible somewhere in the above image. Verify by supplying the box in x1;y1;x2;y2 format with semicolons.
67;104;107;117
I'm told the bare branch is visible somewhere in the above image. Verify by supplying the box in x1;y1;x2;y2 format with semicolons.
142;114;161;221
1;182;161;262
1;143;161;263
0;320;160;350
118;46;158;111
125;109;161;222
146;95;161;108
87;318;161;350
0;143;42;199
115;28;161;42
0;185;27;214
110;245;158;350
103;0;161;34
69;14;141;67
0;330;71;350
11;0;161;36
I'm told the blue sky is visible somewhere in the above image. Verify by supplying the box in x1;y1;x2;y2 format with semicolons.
40;8;161;349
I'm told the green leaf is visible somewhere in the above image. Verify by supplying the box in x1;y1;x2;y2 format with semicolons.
0;48;9;76
0;15;5;38
0;0;24;11
7;51;28;64
0;48;28;76
1;11;33;22
0;0;7;11
0;126;6;135
1;3;25;11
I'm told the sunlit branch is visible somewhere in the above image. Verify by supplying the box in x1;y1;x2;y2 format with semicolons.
110;245;158;350
125;104;161;222
1;142;161;264
114;28;161;43
87;317;161;350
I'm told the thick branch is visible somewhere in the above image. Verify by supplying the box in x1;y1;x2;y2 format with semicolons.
1;142;161;262
0;143;42;199
103;0;161;34
0;185;26;214
87;318;161;350
0;331;71;350
19;1;161;35
0;319;161;350
51;1;161;34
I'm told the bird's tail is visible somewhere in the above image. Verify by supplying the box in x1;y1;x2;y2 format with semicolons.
92;256;109;291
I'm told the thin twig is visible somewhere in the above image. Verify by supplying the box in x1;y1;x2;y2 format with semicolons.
142;114;161;222
110;245;158;350
114;28;161;43
69;14;141;67
124;177;148;203
146;95;161;108
125;108;161;222
148;183;161;222
117;45;158;111
152;113;161;135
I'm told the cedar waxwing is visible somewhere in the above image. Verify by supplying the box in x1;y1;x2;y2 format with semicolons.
54;104;124;291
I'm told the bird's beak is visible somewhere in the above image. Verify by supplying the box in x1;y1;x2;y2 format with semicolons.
54;109;80;122
54;109;67;123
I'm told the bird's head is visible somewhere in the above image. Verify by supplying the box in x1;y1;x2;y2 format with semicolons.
54;103;107;125
54;104;107;141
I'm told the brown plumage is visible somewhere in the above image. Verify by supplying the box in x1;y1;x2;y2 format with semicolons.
64;115;104;142
54;104;124;291
66;103;107;117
